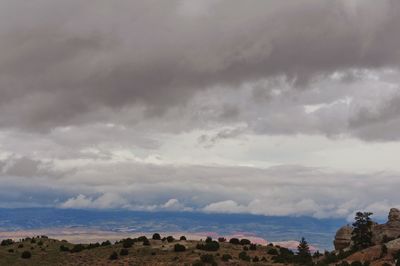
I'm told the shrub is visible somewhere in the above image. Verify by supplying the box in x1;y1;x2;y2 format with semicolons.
174;243;186;252
87;242;100;249
200;254;215;263
249;243;257;250
180;236;187;241
37;240;43;246
152;233;161;240
143;238;151;246
272;247;295;264
59;245;70;252
218;237;226;242
21;251;32;259
205;236;212;243
240;239;251;245
229;238;240;245
122;238;134;248
166;236;175;243
239;251;251;261
253;256;260;262
120;248;129;256
221;254;232;261
30;238;36;244
196;241;220;251
109;251;118;260
70;244;85;253
138;236;148;242
101;240;111;246
18;244;24;248
243;246;249;251
8;249;14;253
267;248;279;255
1;239;14;246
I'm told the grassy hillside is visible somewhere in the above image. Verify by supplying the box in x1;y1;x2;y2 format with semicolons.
0;235;305;266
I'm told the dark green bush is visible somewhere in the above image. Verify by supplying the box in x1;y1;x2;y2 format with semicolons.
152;233;161;240
59;245;70;252
205;237;212;243
200;254;215;263
218;237;226;242
70;244;85;253
249;243;257;250
221;254;232;261
87;242;100;249
120;248;129;256
143;238;151;246
101;240;111;246
239;251;251;261
137;236;148;242
1;239;14;246
229;238;240;245
8;249;14;253
122;238;134;248
21;251;32;259
109;251;118;260
267;248;279;255
180;236;187;241
240;239;251;245
166;236;175;243
253;256;260;262
196;241;220;251
174;243;186;252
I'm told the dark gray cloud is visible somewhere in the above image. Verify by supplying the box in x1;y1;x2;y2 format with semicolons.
1;0;400;130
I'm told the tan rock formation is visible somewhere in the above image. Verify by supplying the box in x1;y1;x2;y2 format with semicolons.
334;225;353;250
372;208;400;244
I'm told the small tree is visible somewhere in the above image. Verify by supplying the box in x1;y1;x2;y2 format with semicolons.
297;237;312;265
152;233;161;240
351;212;373;250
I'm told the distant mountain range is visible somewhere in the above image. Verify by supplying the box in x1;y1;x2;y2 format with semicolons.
0;208;346;250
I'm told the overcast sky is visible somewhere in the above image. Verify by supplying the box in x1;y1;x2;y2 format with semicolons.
1;0;400;220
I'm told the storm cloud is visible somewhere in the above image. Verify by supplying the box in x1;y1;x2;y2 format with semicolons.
1;1;400;218
1;0;400;131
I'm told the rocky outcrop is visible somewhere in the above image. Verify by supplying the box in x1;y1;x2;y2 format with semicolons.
334;225;353;250
372;208;400;245
334;208;400;250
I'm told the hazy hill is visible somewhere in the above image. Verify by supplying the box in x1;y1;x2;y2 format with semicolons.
0;208;346;250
